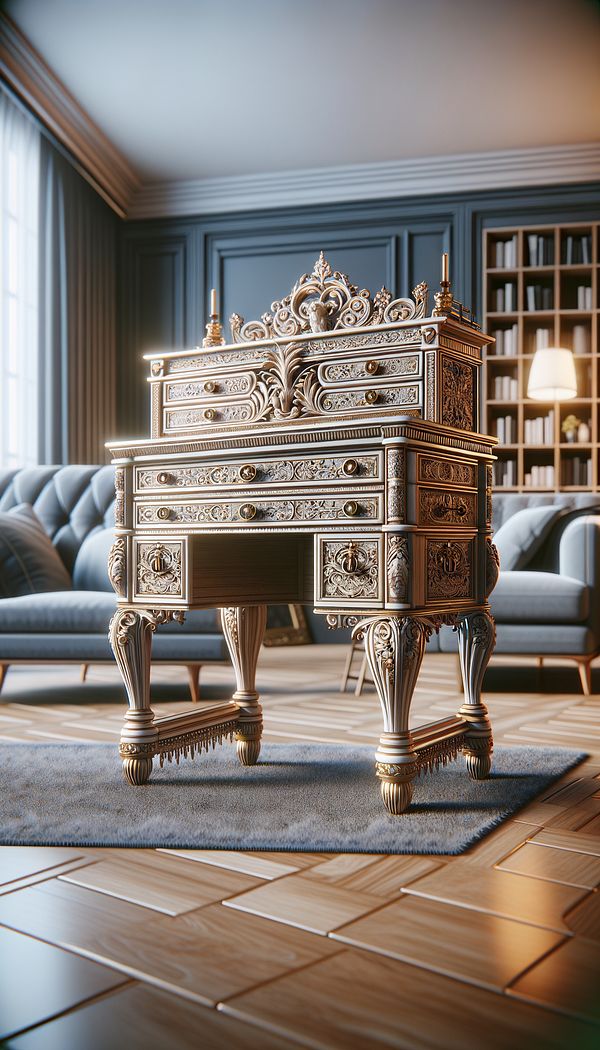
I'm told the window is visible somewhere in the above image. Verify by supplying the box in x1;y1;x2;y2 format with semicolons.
0;90;40;467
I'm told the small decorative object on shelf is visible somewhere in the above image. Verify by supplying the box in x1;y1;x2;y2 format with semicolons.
483;221;599;491
108;253;497;815
577;421;591;444
562;414;582;443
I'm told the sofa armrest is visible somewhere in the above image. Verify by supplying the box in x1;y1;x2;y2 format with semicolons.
559;515;600;587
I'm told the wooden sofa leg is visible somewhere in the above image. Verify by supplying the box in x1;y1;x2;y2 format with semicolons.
0;664;8;694
80;664;89;683
187;664;202;704
577;659;592;697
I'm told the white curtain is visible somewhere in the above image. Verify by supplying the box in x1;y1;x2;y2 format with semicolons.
0;89;40;468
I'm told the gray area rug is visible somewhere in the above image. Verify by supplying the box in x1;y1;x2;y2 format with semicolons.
0;742;585;854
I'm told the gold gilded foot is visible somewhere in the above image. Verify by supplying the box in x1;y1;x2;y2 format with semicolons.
380;778;413;815
235;725;262;766
122;757;153;785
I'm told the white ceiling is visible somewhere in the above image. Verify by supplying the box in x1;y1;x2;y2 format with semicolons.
6;0;600;183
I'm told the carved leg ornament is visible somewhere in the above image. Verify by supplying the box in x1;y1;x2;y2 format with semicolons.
456;610;495;780
359;616;429;814
221;605;267;766
109;608;182;786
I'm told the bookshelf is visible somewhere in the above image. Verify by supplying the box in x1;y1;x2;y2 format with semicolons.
483;221;599;491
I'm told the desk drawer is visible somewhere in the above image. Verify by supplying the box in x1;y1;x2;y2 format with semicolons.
135;493;383;529
318;352;421;385
315;534;383;607
164;372;254;403
136;451;382;493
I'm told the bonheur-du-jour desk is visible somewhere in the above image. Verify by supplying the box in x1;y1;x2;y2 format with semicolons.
107;255;498;814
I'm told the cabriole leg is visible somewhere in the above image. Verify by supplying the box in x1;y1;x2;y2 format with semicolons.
456;610;495;780
109;608;159;786
360;616;429;814
221;605;267;766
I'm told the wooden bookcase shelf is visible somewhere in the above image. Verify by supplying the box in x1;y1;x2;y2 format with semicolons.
483;222;599;491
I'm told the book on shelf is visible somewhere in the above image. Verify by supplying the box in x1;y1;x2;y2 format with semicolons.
525;464;555;488
493;375;518;400
576;285;593;310
491;323;518;356
527;234;554;267
572;324;590;355
495;415;516;444
526;284;553;311
524;410;554;446
562;456;592;487
493;459;516;487
564;234;592;265
535;327;551;350
494;236;517;268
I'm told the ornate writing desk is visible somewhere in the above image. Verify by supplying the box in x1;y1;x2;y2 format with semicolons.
108;255;498;814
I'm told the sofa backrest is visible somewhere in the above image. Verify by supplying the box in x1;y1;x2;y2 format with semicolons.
0;465;115;574
493;492;600;572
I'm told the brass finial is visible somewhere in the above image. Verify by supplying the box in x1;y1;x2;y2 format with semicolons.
202;287;225;347
433;252;453;316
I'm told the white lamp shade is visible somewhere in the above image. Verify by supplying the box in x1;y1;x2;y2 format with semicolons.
527;347;577;401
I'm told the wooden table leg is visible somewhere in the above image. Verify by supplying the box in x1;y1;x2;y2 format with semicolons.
361;616;429;815
221;605;267;767
456;610;495;780
109;608;160;786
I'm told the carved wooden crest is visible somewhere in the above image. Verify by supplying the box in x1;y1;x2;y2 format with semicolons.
229;252;428;343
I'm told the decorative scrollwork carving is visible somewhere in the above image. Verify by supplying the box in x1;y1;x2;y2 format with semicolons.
322;540;379;600
485;538;500;597
419;456;477;487
136;542;182;596
387;535;409;601
108;537;127;597
229;253;428;342
441;356;474;430
427;540;471;600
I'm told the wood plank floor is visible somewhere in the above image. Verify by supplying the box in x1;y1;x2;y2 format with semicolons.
0;646;599;1048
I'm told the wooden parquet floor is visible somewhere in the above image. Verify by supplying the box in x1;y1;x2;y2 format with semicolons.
0;646;599;1049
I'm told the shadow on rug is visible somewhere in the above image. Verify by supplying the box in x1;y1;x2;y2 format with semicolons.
0;742;586;854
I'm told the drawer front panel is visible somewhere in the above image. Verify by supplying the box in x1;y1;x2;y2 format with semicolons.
164;400;253;431
321;383;421;414
417;488;478;528
133;538;185;601
417;453;477;489
319;353;421;386
316;535;383;607
425;537;474;603
135;494;383;529
164;373;254;403
135;452;382;493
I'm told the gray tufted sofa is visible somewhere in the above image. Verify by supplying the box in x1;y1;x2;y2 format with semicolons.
0;465;228;699
432;492;600;694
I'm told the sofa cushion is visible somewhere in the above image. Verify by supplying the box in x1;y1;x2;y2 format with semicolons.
0;591;222;634
493;506;564;570
72;528;114;591
490;571;589;624
0;504;72;598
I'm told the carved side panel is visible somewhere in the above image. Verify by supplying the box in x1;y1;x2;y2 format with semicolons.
426;539;473;601
135;540;183;598
425;351;436;420
440;355;475;431
114;467;126;527
386;447;405;524
108;537;127;598
386;535;409;602
486;464;493;527
418;489;477;528
318;538;381;603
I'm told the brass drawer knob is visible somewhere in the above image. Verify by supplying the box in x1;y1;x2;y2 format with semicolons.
203;408;217;421
342;458;358;476
340;543;359;574
156;471;174;485
364;389;379;405
239;464;257;482
343;500;359;517
239;503;257;521
203;380;218;394
365;360;379;375
156;506;172;521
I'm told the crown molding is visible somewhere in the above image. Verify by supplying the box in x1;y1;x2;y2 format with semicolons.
0;14;139;217
129;143;600;220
